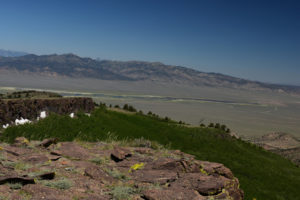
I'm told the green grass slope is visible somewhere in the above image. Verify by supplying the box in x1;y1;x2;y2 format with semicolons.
1;106;299;200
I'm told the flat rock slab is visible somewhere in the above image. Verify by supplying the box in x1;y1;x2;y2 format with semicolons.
22;184;70;200
134;147;153;154
147;158;180;170
84;166;114;184
0;162;17;175
143;188;206;200
170;173;226;195
22;154;49;164
80;194;111;200
3;145;32;157
198;161;234;179
132;169;178;184
58;142;91;160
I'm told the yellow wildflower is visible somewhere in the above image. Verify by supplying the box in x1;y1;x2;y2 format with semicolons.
129;163;144;172
23;138;29;144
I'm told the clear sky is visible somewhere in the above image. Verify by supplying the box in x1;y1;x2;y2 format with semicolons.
0;0;299;85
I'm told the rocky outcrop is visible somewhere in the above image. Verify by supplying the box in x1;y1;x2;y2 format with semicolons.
253;132;300;166
0;97;94;125
0;90;62;100
0;138;244;200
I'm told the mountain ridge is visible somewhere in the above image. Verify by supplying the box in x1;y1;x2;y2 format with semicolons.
0;49;28;57
1;53;300;94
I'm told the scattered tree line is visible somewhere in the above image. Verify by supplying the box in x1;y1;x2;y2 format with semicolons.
94;101;230;132
203;122;231;133
122;104;137;112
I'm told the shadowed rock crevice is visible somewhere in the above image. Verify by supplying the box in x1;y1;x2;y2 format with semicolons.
0;176;35;185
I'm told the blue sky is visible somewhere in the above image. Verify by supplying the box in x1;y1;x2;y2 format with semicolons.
0;0;299;85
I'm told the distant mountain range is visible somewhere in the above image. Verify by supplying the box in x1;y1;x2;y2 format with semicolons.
0;53;300;94
0;49;28;57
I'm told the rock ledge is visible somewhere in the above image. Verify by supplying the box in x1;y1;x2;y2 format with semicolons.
0;138;244;200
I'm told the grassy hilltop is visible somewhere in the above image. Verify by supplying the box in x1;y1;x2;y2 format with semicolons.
1;105;299;200
0;90;62;99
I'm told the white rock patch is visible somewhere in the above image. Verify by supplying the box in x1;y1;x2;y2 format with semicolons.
40;111;47;119
15;118;31;125
2;124;9;129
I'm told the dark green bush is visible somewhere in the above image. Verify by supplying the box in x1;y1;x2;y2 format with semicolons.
208;123;214;127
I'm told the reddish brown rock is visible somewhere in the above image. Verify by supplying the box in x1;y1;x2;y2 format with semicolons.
81;194;111;200
13;137;29;147
22;184;69;200
115;155;153;169
111;147;132;162
143;189;206;200
23;154;49;164
198;161;234;179
39;138;58;148
3;145;32;156
0;140;244;200
169;173;243;200
134;147;152;154
84;166;114;184
150;158;182;170
170;173;227;196
0;162;17;174
145;158;199;174
132;169;178;184
58;142;91;160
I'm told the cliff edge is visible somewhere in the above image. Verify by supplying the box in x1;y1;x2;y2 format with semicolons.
0;97;94;125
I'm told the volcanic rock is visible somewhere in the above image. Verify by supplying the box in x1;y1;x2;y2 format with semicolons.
0;138;244;199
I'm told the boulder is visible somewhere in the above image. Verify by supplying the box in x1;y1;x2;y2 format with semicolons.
111;147;132;162
39;138;58;148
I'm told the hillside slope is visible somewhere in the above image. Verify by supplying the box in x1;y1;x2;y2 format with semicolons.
1;54;299;94
1;106;299;200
